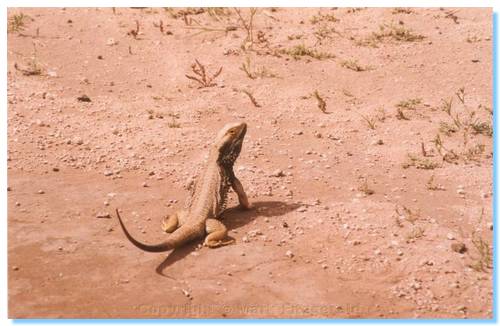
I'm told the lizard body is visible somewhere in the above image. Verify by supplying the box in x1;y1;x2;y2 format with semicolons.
116;122;250;252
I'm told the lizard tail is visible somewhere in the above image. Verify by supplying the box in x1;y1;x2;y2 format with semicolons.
115;209;173;252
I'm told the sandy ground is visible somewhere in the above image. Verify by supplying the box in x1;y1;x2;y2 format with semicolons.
7;7;493;318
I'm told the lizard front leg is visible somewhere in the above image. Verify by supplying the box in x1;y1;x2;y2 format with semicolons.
231;176;251;210
161;210;187;233
204;219;234;248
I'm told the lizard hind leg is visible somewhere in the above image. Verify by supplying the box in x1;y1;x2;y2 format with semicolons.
204;219;234;248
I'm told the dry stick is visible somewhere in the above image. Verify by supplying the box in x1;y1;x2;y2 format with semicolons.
234;8;256;45
313;90;329;114
242;90;261;107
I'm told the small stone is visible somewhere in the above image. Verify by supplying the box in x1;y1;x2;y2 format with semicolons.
37;190;44;194
104;170;113;176
96;212;111;219
106;38;118;46
104;201;110;206
7;187;11;191
285;250;294;258
77;95;91;102
242;236;249;243
488;222;493;231
142;182;149;187
282;221;288;228
12;266;19;271
15;202;20;206
321;264;328;269
447;233;455;240
457;189;465;195
52;167;60;172
451;242;467;254
374;249;382;255
271;169;285;177
297;206;307;213
73;137;84;145
397;250;404;256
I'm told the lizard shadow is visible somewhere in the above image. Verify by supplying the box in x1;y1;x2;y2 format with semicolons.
155;200;301;277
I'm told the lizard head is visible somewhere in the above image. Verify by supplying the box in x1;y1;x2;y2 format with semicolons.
215;122;247;166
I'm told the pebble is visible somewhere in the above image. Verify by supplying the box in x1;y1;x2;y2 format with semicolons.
7;187;11;191
96;212;111;219
451;242;467;254
446;233;455;240
285;250;294;258
271;169;285;177
37;190;45;194
142;182;149;187
73;137;84;145
104;170;113;176
106;38;118;46
488;222;493;231
12;266;19;271
52;167;60;172
297;206;307;213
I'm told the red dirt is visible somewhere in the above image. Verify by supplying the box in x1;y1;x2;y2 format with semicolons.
7;7;493;318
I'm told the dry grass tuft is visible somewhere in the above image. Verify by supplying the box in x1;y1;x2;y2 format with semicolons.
340;59;372;72
8;12;32;33
280;44;334;60
185;59;222;88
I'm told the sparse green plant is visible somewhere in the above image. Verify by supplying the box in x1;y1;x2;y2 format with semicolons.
185;59;222;88
340;59;372;72
280;44;334;60
8;12;31;33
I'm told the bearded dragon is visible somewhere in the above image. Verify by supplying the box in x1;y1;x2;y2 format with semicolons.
116;122;250;252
